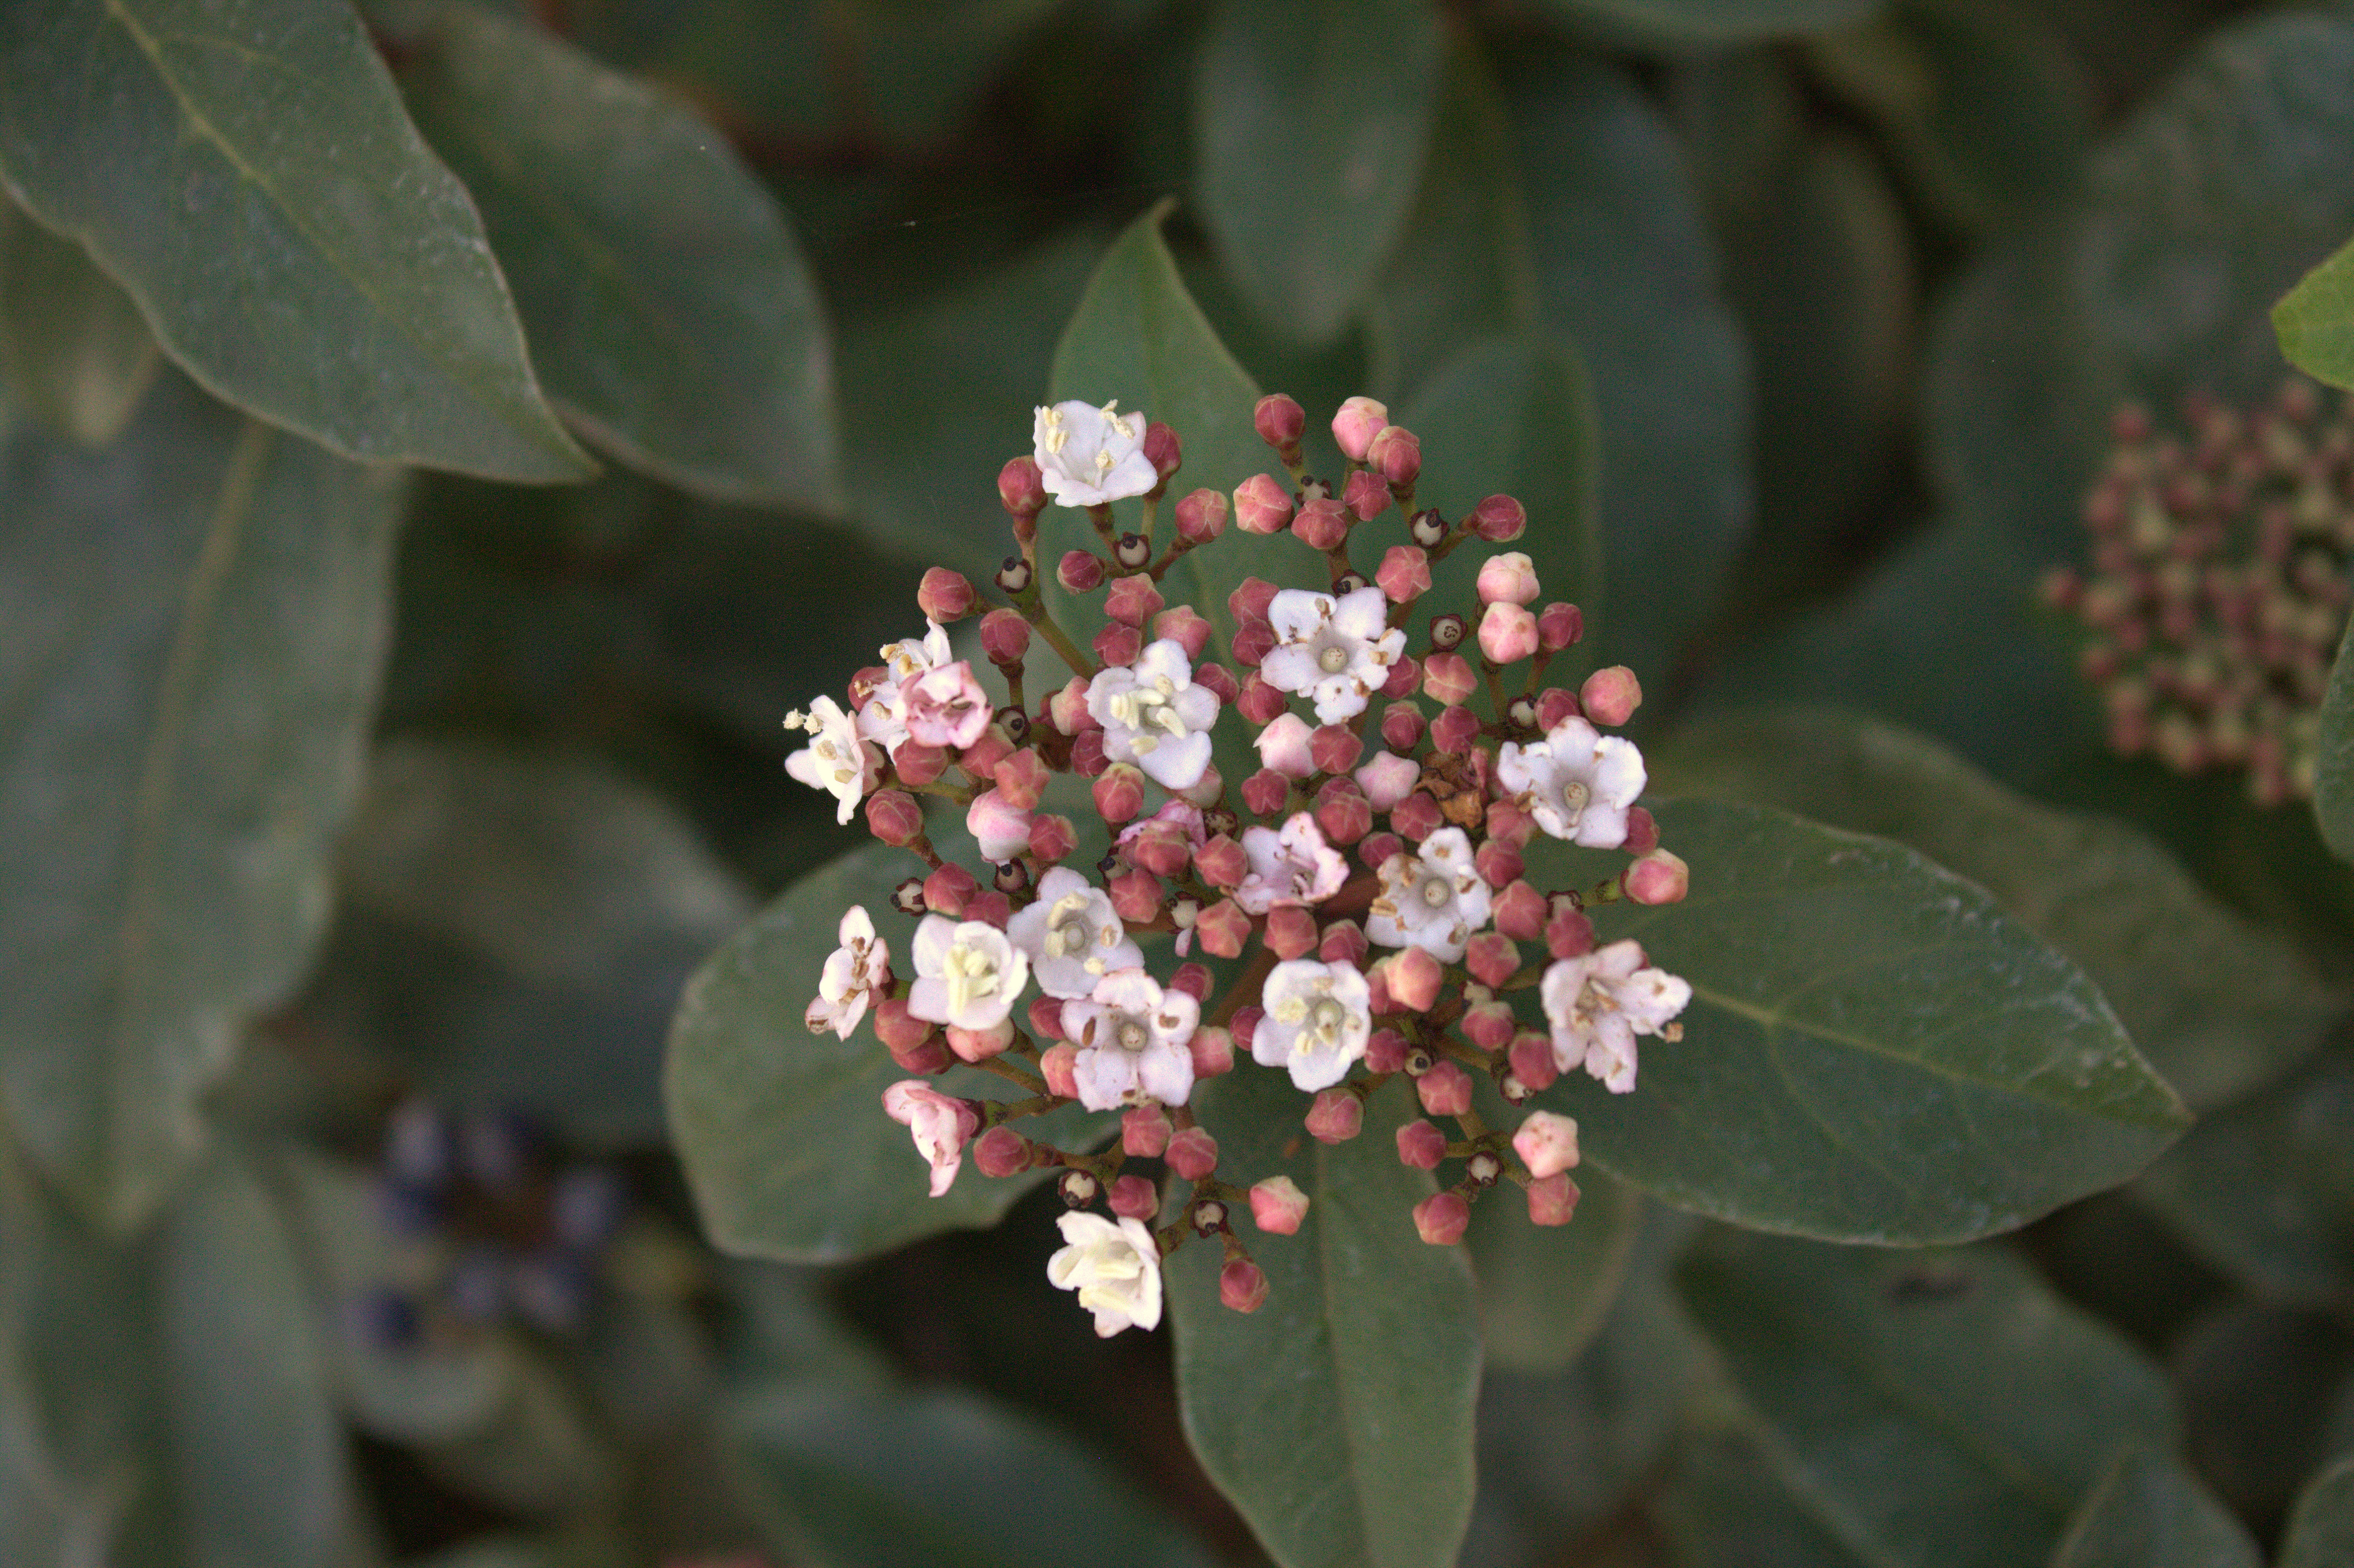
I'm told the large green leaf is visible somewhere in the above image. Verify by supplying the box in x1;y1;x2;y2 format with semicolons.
0;199;158;447
1467;1165;1642;1374
1676;1231;2179;1568
393;5;838;509
1658;1427;1872;1568
1531;799;2188;1242
1537;0;1881;45
732;1385;1215;1568
1656;710;2342;1109
2282;1454;2354;1568
0;0;590;481
1195;0;1443;347
2048;1448;2260;1568
2278;235;2354;393
0;371;404;1230
2316;610;2354;864
1169;1066;1480;1568
667;839;1111;1264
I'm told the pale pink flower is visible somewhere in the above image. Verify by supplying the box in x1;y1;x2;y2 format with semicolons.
904;661;993;749
1048;1212;1163;1335
966;787;1034;864
882;1080;981;1197
1234;812;1348;916
805;906;889;1039
1062;969;1199;1111
1540;939;1691;1094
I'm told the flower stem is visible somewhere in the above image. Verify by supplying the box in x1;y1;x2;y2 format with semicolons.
973;1055;1048;1096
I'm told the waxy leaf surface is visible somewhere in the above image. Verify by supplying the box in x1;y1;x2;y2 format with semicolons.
0;202;158;447
2049;1448;2260;1568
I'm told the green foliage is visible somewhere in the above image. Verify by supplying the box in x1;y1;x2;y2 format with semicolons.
2318;610;2354;863
1538;0;1883;46
2048;1448;2261;1568
2283;1454;2354;1568
1467;1167;1642;1374
0;203;158;448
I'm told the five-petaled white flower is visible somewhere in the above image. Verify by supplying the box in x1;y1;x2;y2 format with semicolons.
855;620;955;751
1006;868;1144;999
1259;586;1406;725
1034;399;1159;509
1540;939;1691;1095
1233;812;1348;916
1048;1211;1164;1336
1253;960;1373;1092
1366;827;1492;964
881;1080;981;1197
1085;638;1220;791
906;915;1029;1031
805;905;890;1038
1496;717;1646;848
784;696;878;824
1061;969;1198;1111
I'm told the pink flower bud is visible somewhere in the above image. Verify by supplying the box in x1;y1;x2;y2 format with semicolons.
1049;677;1094;735
1431;704;1482;756
961;726;1014;777
1509;1030;1558;1091
1366;1027;1409;1073
1109;1173;1159;1219
1623;806;1660;855
1234;473;1295;534
967;888;1013;928
1477;552;1540;606
1397;1118;1448;1169
1220;1258;1270;1314
1195;898;1251;959
1264;905;1319;960
1195;833;1249;890
1227;576;1279;625
877;998;942;1061
1537;601;1583;651
1093;763;1146;825
1312;726;1364;777
1255;712;1315;778
1474;840;1523;890
1167;1125;1219;1180
1179;759;1224;811
1463;1001;1516;1051
1625;849;1690;906
990;748;1048;812
1057;550;1105;593
1332;395;1389;462
977;609;1030;668
1108;867;1162;924
1385;947;1444;1013
1388;790;1443;842
1513;1111;1581;1179
1231;617;1276;668
1123;1104;1173;1158
1190;1025;1235;1079
1471;493;1527;542
1176;487;1229;544
1367;424;1421;487
1239;671;1289;724
1255;393;1307;452
892;739;948;787
1231;1006;1264;1055
996;457;1051;524
1422;652;1477;707
1414;1190;1470;1246
1069;729;1108;777
1153;605;1213;660
1479;601;1541;664
1355;751;1419;811
967;787;1033;864
1485;797;1535;847
1382;654;1421;699
1250;1175;1309;1234
1104;573;1164;627
1417;1059;1474;1117
971;1125;1030;1177
1381;702;1427;751
918;567;977;623
924;861;977;917
864;788;923;847
1464;931;1520;989
1493;880;1546;940
1305;1088;1363;1144
1536;686;1581;730
1546;903;1596;960
1342;469;1390;523
1193;661;1240;706
1093;621;1142;668
1147;963;1203;1004
1313;777;1373;844
1030;994;1069;1043
1025;813;1074;865
1241;767;1290;818
948;1019;1013;1062
1292;497;1351;553
1377;545;1432;604
1580;666;1642;727
1143;421;1181;483
1318;918;1374;965
1527;1171;1580;1226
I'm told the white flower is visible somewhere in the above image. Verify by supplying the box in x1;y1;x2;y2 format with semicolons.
1061;969;1198;1111
1259;586;1406;725
1234;812;1348;916
1540;939;1691;1095
881;1080;980;1197
1496;718;1646;849
1006;868;1144;999
1253;712;1315;778
1049;1211;1163;1335
805;906;889;1038
1253;960;1372;1092
784;696;878;824
1366;827;1492;964
906;915;1029;1031
1085;638;1220;791
1034;399;1158;509
855;620;956;751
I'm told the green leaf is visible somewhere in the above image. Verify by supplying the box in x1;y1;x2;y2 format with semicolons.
2278;235;2354;393
1657;1428;1873;1568
2282;1454;2354;1568
2316;609;2354;863
0;0;591;481
1536;0;1882;46
1677;1231;2179;1568
1168;1066;1479;1568
1531;799;2188;1243
667;839;1112;1264
392;5;839;509
0;199;158;446
416;1343;616;1518
2048;1448;2260;1568
1655;710;2342;1109
1195;0;1444;347
1467;1165;1642;1373
731;1385;1216;1568
0;370;405;1230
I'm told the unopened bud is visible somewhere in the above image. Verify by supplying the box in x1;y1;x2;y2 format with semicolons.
1380;702;1427;752
1464;931;1520;989
1239;672;1290;724
1108;867;1162;924
864;788;924;846
1431;703;1482;755
1264;905;1319;960
1535;686;1582;730
1473;840;1523;891
1122;1104;1173;1158
1143;421;1181;483
1580;666;1642;727
1397;1118;1448;1169
1342;469;1390;522
1545;902;1596;959
1526;1172;1579;1226
1195;898;1252;959
1190;1025;1235;1078
892;739;947;786
1049;677;1095;736
1507;1030;1558;1091
1479;601;1541;664
1332;395;1389;462
1235;473;1295;534
1383;947;1444;1014
1471;493;1527;541
1093;621;1143;668
1463;1000;1516;1051
1365;1028;1409;1073
1220;1258;1270;1314
1311;724;1364;775
1305;1087;1364;1143
1057;550;1105;594
1241;766;1291;817
973;1126;1031;1177
1622;806;1659;855
1313;777;1374;844
1028;812;1077;863
1477;552;1540;606
1109;1173;1159;1219
1154;606;1213;661
1537;601;1583;651
1255;393;1307;453
1195;834;1249;890
1367;423;1421;487
1388;789;1443;842
1175;486;1229;544
1040;1042;1080;1097
1250;1175;1310;1234
1167;1125;1219;1180
1413;1190;1471;1245
948;1018;1014;1063
999;456;1048;518
1423;651;1477;706
917;567;976;622
1416;1059;1474;1117
1319;920;1369;967
1355;751;1419;810
1625;848;1689;906
923;861;977;917
1093;763;1146;824
1512;1111;1581;1179
1233;623;1277;668
978;609;1030;668
875;997;939;1059
1292;496;1351;553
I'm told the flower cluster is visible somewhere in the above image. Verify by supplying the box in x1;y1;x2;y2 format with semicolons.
784;392;1692;1335
2043;382;2354;805
355;1099;629;1348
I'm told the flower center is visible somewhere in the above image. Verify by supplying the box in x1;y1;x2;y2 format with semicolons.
943;942;1002;1017
1307;996;1350;1045
1318;644;1351;673
1117;1019;1149;1052
1418;876;1452;909
1042;892;1094;958
1557;778;1591;827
